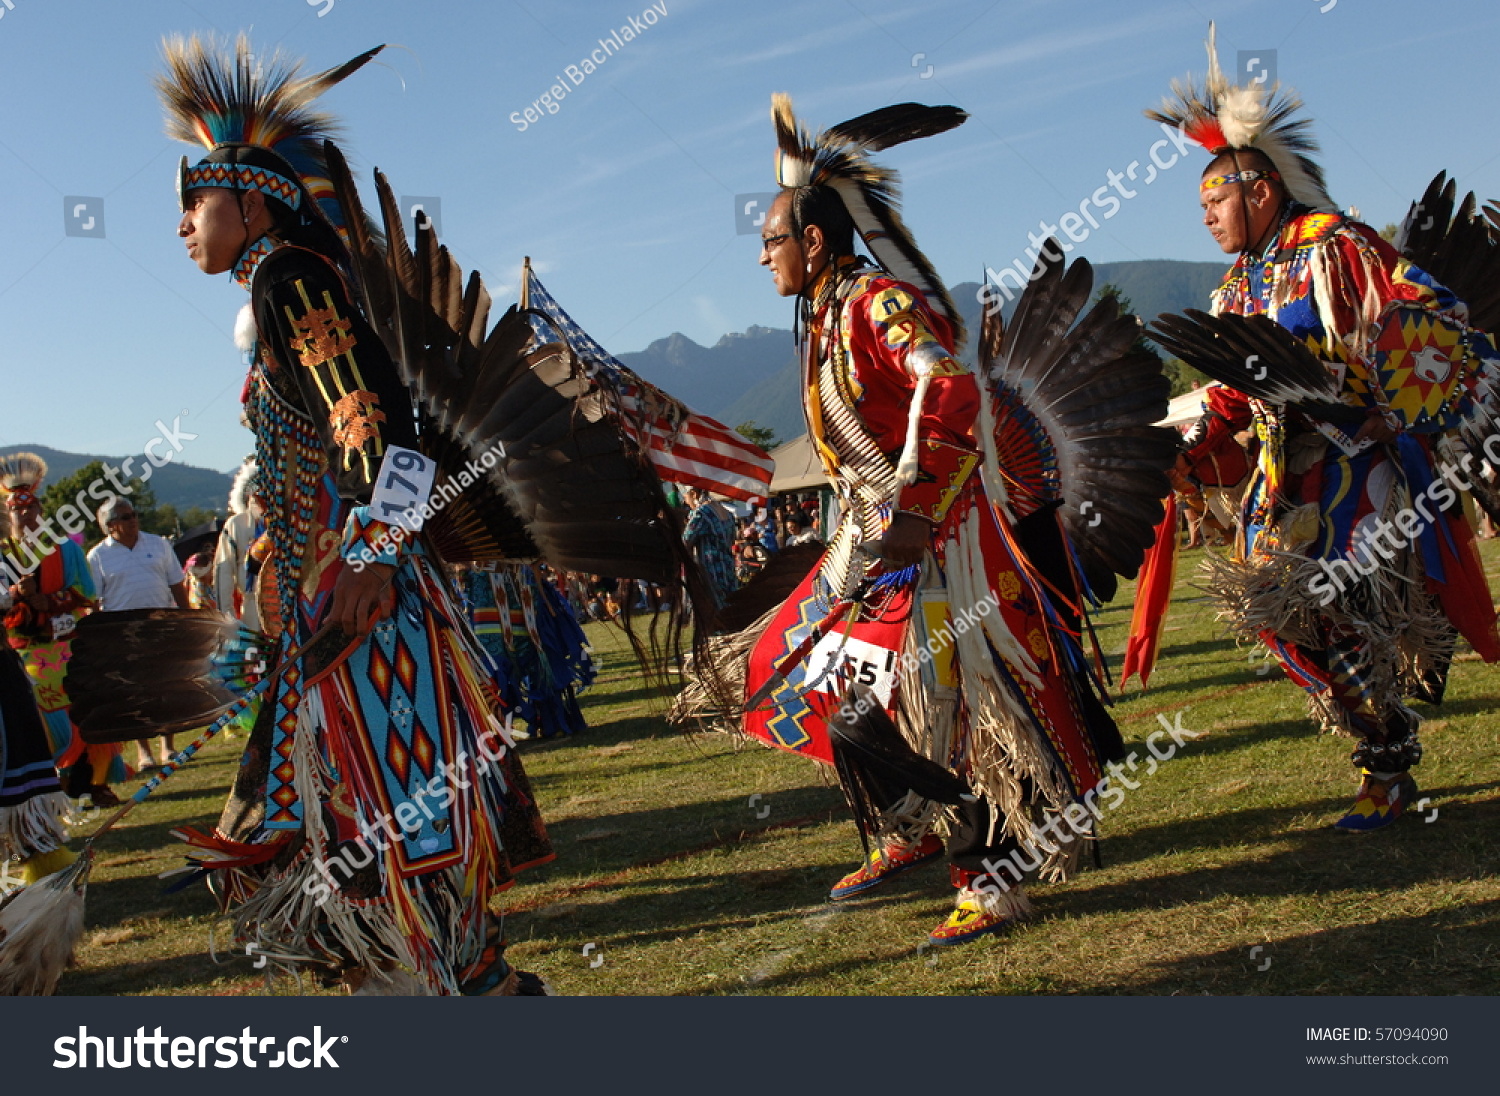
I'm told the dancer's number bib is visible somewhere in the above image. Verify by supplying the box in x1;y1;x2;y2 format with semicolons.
371;446;436;530
802;634;899;707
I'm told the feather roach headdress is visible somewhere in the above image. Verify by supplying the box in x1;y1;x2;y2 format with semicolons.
1146;23;1336;213
772;94;968;348
157;35;384;241
0;452;47;511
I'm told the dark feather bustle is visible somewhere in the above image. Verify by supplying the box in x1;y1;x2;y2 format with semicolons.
983;245;1177;600
1396;172;1500;335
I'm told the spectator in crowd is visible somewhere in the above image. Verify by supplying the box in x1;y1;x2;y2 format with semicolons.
757;507;781;553
783;512;821;546
682;486;738;610
0;452;125;806
87;499;189;770
734;523;770;583
184;551;216;610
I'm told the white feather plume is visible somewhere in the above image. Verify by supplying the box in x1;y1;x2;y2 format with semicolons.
233;302;257;351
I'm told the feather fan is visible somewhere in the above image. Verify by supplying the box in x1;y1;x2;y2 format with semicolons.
64;609;240;744
0;855;86;995
1148;310;1352;419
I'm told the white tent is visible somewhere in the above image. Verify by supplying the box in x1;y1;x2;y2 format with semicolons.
769;433;829;493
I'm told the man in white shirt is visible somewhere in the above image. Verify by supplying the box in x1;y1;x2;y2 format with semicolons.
87;499;190;768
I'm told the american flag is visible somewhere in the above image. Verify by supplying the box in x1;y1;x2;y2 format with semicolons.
524;270;774;503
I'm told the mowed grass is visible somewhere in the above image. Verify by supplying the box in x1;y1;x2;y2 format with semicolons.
53;540;1500;996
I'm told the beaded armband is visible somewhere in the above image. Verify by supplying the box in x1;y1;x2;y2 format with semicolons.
341;507;410;571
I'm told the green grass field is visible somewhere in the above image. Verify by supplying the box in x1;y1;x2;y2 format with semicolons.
50;540;1500;996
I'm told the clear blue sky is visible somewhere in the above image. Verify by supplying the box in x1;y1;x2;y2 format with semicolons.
2;0;1496;473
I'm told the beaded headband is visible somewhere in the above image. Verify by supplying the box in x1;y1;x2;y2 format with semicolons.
1200;168;1281;194
180;157;303;211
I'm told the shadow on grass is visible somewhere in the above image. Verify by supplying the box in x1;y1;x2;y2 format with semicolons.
517;784;847;886
1071;780;1500;916
1084;897;1500;996
62;945;236;996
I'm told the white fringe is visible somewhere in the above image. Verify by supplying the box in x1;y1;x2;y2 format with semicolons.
941;511;1077;870
1199;517;1451;740
229;689;433;992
